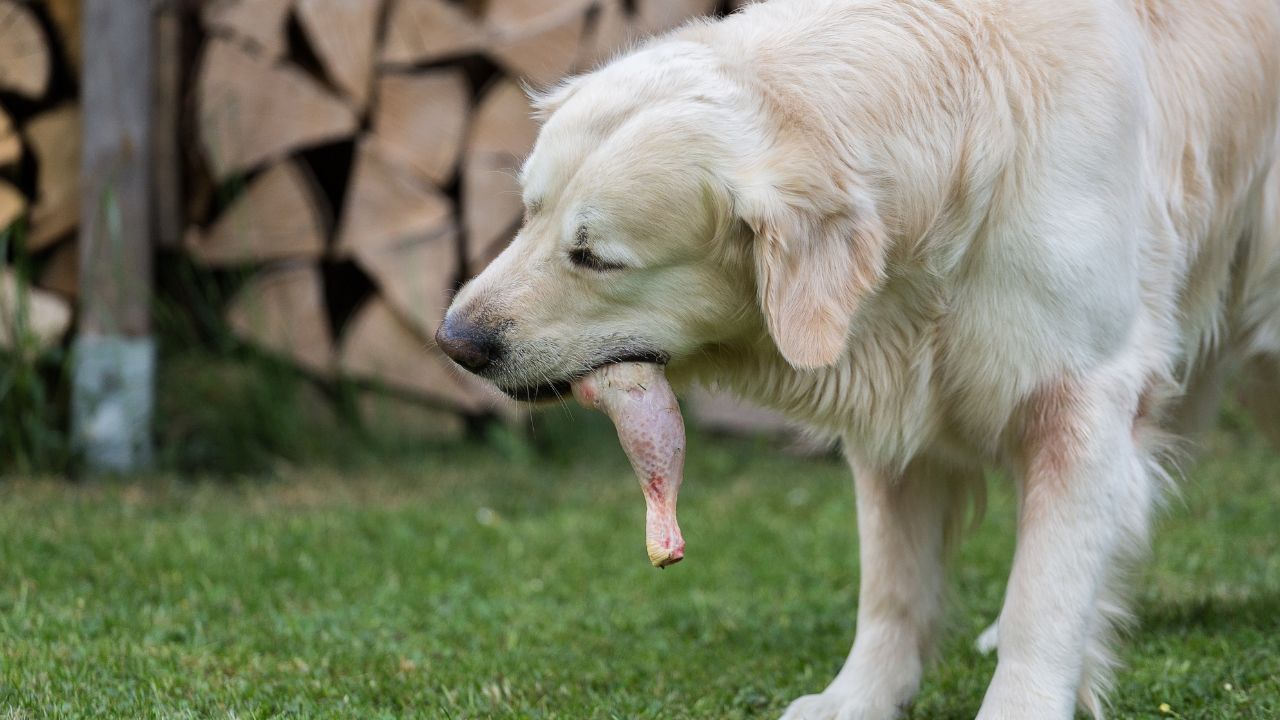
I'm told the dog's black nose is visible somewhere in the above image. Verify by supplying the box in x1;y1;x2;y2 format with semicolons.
435;314;501;373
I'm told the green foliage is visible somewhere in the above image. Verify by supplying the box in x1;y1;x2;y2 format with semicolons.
0;344;70;474
0;224;474;476
154;351;340;474
0;415;1275;718
152;350;479;475
0;224;71;474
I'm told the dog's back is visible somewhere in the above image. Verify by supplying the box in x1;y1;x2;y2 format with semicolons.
690;0;1280;436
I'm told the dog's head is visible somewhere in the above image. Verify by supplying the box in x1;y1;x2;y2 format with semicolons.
437;42;888;401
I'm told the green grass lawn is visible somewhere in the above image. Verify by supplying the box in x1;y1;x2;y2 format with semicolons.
0;408;1277;719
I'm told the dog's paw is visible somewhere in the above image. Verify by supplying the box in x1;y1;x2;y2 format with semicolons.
779;692;896;720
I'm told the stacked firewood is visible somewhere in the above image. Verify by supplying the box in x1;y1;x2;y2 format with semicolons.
0;0;80;355
1;0;791;444
186;0;728;432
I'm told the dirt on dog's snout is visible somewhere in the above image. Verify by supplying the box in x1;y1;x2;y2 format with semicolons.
572;362;686;568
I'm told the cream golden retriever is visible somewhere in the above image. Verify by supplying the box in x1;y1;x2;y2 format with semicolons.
436;0;1280;717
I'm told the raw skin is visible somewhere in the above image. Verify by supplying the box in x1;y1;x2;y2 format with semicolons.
572;363;686;568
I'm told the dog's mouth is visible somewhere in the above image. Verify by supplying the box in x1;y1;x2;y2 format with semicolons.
497;349;670;403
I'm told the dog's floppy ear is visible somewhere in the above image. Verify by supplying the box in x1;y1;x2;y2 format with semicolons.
738;181;887;370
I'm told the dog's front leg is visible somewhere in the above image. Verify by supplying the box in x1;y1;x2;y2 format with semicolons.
783;455;970;720
977;377;1156;719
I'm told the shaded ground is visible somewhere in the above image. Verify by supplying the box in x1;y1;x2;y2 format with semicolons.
0;408;1276;718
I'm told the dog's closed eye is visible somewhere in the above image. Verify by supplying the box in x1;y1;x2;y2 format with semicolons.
569;225;626;271
568;246;627;272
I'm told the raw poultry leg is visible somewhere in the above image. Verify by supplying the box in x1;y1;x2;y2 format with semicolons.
572;363;686;568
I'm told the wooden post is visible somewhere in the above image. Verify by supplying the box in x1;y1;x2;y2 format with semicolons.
152;1;185;248
71;0;156;473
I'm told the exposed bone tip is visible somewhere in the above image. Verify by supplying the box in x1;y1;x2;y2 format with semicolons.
647;537;685;568
648;547;684;568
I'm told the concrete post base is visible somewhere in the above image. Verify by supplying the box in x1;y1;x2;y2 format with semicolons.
71;335;156;474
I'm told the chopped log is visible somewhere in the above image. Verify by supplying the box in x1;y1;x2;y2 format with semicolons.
337;139;458;333
357;390;466;442
381;0;486;67
197;38;358;181
483;0;593;34
226;263;335;376
39;240;77;299
467;80;539;192
336;137;453;257
24;104;81;251
0;1;50;99
373;69;469;184
202;0;294;60
489;8;587;87
296;0;383;110
339;296;507;414
186;160;327;266
0;106;19;167
356;223;458;339
463;154;523;271
689;386;832;455
45;0;80;76
463;79;538;270
632;0;718;35
0;178;23;230
689;387;797;438
575;0;632;72
0;266;72;354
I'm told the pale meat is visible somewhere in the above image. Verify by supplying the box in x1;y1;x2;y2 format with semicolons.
572;362;686;568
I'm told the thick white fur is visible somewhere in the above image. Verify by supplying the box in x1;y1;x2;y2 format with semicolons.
444;1;1280;718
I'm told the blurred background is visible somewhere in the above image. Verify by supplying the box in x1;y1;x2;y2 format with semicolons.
0;2;1276;717
0;0;792;477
